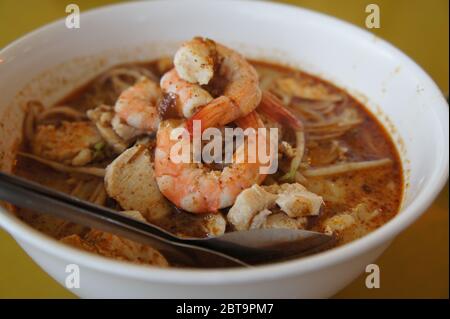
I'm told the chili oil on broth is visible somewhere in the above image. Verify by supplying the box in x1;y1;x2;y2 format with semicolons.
13;58;403;266
252;61;402;244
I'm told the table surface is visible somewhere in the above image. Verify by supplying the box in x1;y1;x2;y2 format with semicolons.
0;0;448;298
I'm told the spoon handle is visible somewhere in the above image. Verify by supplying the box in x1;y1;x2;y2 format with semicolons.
0;172;248;267
0;172;179;238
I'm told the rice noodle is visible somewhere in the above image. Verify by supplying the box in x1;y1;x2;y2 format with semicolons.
97;66;157;85
258;68;358;144
295;106;325;122
69;179;106;206
308;131;352;141
303;158;392;177
80;65;158;108
273;77;343;103
288;96;363;141
23;101;44;143
36;106;86;123
96;66;157;96
93;186;107;205
292;99;336;116
305;109;362;140
306;120;362;130
306;109;361;128
71;179;98;199
70;180;86;197
281;131;305;182
18;152;105;177
89;181;107;205
294;171;308;184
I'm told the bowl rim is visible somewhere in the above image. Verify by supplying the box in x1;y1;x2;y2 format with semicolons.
0;0;448;285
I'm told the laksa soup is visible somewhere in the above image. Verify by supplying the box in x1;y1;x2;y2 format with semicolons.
12;37;403;268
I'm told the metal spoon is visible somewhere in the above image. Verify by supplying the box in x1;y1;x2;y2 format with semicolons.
0;172;334;267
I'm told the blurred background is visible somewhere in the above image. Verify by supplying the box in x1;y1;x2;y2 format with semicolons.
0;0;448;298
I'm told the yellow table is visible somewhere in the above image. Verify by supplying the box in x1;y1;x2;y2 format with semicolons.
0;0;448;298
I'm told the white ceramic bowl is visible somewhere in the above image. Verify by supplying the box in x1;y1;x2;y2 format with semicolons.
0;0;448;298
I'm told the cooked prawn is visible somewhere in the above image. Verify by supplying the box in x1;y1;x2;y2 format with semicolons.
114;77;161;134
186;43;262;133
173;37;217;85
163;38;262;134
154;111;268;214
160;69;213;118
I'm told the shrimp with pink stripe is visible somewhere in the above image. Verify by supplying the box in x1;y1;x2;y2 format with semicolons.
154;111;269;214
160;37;262;133
112;77;161;139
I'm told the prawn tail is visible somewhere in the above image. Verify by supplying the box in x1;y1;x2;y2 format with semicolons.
258;91;304;130
234;110;262;129
186;96;238;136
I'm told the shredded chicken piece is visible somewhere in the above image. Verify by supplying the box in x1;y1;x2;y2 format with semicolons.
227;184;278;231
201;213;227;237
249;209;273;229
86;105;129;153
305;179;346;203
323;203;380;235
228;183;323;231
111;115;144;141
353;203;380;222
263;213;308;230
271;183;323;218
32;121;103;166
105;145;172;223
324;214;356;235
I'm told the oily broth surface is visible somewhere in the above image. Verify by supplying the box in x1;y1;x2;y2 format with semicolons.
14;59;403;253
252;62;402;243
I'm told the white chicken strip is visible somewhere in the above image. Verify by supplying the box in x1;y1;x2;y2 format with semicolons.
323;214;355;235
272;183;323;218
227;184;278;231
249;209;273;230
105;145;171;222
228;183;323;231
263;213;308;230
274;77;343;102
200;213;227;237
